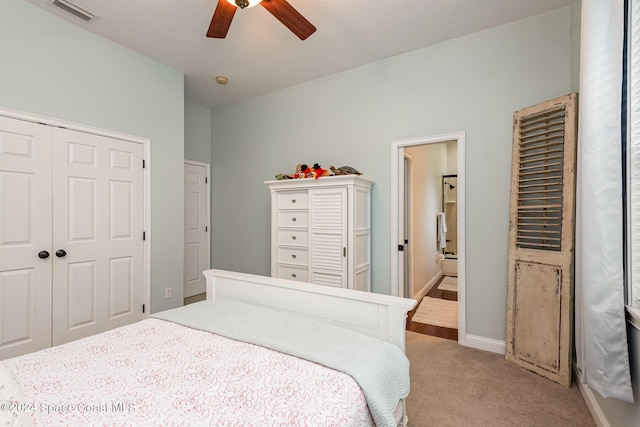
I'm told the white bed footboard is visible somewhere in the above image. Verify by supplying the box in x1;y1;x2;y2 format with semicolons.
204;269;417;352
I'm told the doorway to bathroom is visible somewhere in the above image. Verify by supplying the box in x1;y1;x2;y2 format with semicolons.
391;132;466;345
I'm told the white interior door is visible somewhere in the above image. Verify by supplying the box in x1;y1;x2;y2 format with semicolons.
397;146;406;297
403;154;412;298
0;118;53;359
184;161;209;298
52;128;144;345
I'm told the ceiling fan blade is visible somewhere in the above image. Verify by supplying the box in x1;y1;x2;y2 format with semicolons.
207;0;237;38
260;0;316;40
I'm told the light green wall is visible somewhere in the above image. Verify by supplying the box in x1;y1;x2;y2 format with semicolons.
185;100;212;163
1;0;185;313
211;7;572;341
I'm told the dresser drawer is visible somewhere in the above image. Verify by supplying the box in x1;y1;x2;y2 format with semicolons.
278;230;308;246
278;211;308;228
277;266;308;282
277;247;308;266
277;191;308;210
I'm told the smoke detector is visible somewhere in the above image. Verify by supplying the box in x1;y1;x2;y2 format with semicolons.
51;0;97;23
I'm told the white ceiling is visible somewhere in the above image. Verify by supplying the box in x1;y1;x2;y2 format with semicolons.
24;0;571;109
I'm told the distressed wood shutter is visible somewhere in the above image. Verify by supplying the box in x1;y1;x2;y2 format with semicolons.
505;93;578;387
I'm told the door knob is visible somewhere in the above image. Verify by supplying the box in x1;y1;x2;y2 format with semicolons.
55;249;67;258
38;251;50;259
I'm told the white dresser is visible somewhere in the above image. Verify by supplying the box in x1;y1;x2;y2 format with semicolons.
265;175;373;291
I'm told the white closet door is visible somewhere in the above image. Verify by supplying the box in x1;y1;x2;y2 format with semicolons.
184;162;209;298
52;128;144;345
0;118;53;359
309;188;347;288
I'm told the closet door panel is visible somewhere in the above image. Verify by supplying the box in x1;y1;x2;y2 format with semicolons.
67;260;96;329
0;270;33;343
110;180;133;239
109;256;134;318
0;118;52;359
68;177;96;240
104;139;143;325
52;129;144;345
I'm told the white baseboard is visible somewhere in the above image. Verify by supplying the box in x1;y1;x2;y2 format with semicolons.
464;334;506;354
412;270;442;301
573;368;610;427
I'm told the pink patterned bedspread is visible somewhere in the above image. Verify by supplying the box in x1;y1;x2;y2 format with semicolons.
5;318;376;426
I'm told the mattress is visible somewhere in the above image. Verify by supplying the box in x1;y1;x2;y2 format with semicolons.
5;318;379;426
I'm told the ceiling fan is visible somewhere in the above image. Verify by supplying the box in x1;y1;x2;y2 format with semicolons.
207;0;316;40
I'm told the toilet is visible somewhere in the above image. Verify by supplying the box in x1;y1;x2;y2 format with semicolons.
442;258;458;277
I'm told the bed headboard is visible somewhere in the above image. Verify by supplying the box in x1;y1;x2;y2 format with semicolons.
203;269;417;353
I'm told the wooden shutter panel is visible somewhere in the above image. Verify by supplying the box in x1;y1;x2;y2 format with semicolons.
505;93;578;387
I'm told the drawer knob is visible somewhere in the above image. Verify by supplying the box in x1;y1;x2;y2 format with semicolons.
291;254;297;259
291;236;297;240
292;199;296;203
292;273;297;278
292;217;297;222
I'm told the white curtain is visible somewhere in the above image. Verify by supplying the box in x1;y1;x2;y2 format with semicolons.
575;0;633;403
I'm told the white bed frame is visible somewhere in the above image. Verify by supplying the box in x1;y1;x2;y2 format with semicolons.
204;269;417;427
204;269;417;352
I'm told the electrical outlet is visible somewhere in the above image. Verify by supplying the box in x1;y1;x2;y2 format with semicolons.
164;287;172;299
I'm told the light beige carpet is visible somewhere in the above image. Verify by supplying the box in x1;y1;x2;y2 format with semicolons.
184;293;206;305
405;331;595;427
411;297;457;329
438;275;458;292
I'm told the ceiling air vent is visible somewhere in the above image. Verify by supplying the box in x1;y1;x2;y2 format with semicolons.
51;0;96;22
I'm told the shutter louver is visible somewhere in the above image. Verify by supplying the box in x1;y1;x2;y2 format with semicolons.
515;107;566;251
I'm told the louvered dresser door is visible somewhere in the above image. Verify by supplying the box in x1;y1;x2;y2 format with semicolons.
309;188;348;287
505;93;578;387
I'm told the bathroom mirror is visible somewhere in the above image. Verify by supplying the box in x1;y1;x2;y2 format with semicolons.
442;175;458;258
